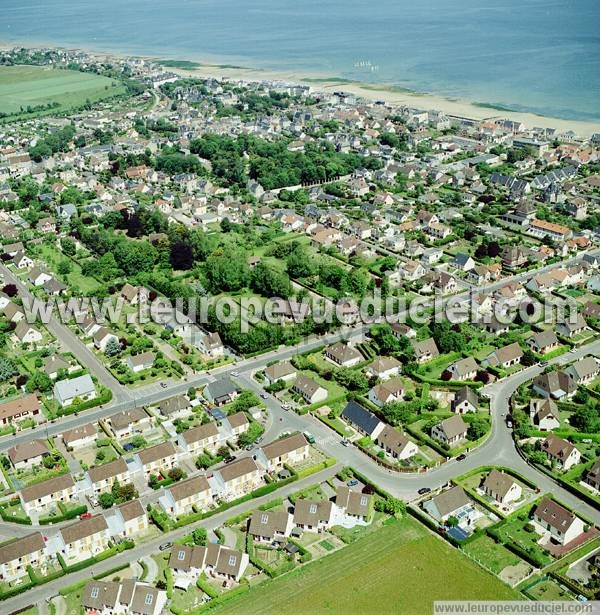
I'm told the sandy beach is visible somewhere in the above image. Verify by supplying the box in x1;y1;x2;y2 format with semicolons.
2;41;599;138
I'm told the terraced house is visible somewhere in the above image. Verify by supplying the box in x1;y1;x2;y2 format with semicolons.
20;473;77;515
0;532;47;582
211;457;262;501
159;475;212;517
88;457;131;493
254;432;310;472
59;515;112;560
136;441;179;478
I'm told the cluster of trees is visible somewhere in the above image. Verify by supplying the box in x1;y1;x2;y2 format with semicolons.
98;480;139;509
29;124;76;161
190;134;381;190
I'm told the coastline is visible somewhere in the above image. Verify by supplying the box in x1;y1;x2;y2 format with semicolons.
2;40;600;138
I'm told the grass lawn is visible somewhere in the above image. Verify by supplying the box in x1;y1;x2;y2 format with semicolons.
494;511;552;567
462;535;521;574
208;516;521;615
0;65;126;120
525;577;575;601
171;586;206;612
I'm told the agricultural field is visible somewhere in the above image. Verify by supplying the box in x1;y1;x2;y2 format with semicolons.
0;65;126;119
208;516;521;615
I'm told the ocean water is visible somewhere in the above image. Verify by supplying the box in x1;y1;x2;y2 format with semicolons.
2;0;599;121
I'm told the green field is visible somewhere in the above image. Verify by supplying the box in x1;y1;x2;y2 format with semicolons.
209;517;521;615
0;65;126;118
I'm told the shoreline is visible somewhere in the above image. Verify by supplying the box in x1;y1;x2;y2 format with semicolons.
1;40;600;138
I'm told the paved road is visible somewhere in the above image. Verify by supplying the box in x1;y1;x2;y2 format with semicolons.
0;263;129;403
3;464;340;614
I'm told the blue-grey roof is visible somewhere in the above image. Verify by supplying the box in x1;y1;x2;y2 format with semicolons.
341;400;382;436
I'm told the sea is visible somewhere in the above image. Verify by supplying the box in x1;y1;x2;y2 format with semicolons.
2;0;599;122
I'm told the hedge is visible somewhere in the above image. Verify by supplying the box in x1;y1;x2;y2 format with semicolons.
295;457;336;479
40;503;88;525
199;582;250;611
197;573;219;599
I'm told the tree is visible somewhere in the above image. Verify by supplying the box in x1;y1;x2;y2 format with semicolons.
237;422;264;448
521;349;537;367
25;371;52;393
168;467;184;482
98;492;115;509
286;247;315;278
374;495;405;517
571;404;599;433
57;260;71;276
466;417;488;441
251;262;292;298
192;527;207;546
0;358;18;382
446;515;459;527
61;237;77;257
104;338;121;357
196;453;214;469
2;284;17;297
334;369;369;394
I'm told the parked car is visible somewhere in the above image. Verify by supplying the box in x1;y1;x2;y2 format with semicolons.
417;487;431;495
79;512;92;520
231;371;239;377
260;393;268;399
456;454;467;461
341;439;350;447
347;479;358;487
159;542;172;551
303;432;316;444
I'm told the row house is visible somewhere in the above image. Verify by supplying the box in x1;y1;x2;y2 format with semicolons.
0;532;47;583
211;457;262;501
254;432;310;473
20;473;77;515
137;442;179;479
88;457;131;494
59;515;112;560
160;475;212;517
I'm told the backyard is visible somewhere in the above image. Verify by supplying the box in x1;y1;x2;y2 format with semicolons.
207;516;522;615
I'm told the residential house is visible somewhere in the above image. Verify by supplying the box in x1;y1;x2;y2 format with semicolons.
20;474;76;515
0;533;46;582
62;424;97;449
137;442;178;479
423;486;473;524
532;370;577;400
88;458;130;494
82;580;166;615
93;327;119;352
540;434;581;471
584;460;600;491
532;498;585;545
211;457;262;501
178;421;220;456
59;515;111;559
566;356;600;385
368;378;405;407
529;399;561;431
53;374;96;407
451;386;478;414
0;394;41;426
447;357;478;382
411;338;440;363
108;408;151;439
335;487;372;522
293;498;335;532
374;425;418;460
157;395;191;420
160;475;212;517
170;543;249;583
324;343;362;368
248;510;293;544
528;331;560;355
341;400;384;439
264;361;297;385
291;375;328;405
107;500;148;540
8;439;49;470
126;351;155;373
484;342;523;369
556;314;588;339
365;356;401;380
431;415;468;446
204;378;240;407
482;470;522;504
254;433;310;472
43;354;70;379
13;321;43;344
